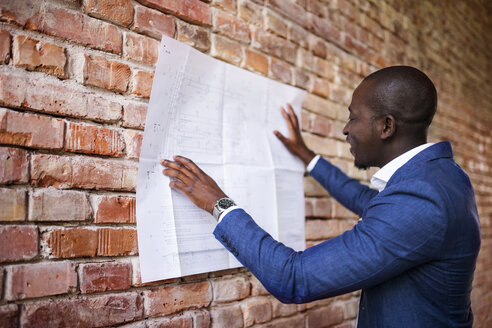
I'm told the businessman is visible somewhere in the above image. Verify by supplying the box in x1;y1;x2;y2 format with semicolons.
161;66;481;327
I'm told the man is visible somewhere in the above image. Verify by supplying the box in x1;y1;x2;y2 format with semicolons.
161;66;480;327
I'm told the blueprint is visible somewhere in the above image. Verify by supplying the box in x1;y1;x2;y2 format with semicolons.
137;35;306;282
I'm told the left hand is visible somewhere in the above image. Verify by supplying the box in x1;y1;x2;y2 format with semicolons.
161;156;227;215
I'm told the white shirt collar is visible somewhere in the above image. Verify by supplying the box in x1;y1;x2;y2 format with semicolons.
370;143;434;192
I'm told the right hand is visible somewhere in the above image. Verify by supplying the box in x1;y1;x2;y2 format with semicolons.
274;104;316;165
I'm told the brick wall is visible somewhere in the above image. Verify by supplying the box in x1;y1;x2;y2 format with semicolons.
0;0;490;327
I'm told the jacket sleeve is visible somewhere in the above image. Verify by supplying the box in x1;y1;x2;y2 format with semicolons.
310;157;378;217
213;180;446;304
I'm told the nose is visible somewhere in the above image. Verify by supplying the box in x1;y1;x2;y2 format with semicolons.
343;122;349;136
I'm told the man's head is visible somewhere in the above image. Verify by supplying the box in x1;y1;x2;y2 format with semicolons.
343;66;437;169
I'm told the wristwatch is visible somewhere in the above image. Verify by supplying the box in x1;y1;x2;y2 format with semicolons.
213;197;236;221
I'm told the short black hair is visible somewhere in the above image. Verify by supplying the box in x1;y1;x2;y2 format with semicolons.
362;66;437;130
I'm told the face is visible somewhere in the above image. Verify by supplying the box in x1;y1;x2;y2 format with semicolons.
343;82;383;169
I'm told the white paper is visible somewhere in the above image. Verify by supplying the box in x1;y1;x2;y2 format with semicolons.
137;35;306;282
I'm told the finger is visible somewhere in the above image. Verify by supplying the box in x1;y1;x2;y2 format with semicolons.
174;156;204;177
280;107;296;137
160;159;195;179
274;130;288;143
162;168;191;184
169;180;191;194
286;104;299;129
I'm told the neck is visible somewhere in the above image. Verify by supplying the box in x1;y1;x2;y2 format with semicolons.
378;138;427;168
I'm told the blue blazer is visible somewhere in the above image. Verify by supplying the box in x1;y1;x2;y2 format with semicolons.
214;142;481;327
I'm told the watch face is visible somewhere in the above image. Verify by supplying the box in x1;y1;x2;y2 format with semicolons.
218;198;235;210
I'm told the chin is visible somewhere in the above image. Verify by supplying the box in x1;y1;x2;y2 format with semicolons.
354;160;369;170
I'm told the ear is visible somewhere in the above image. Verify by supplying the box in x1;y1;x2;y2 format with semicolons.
379;114;396;140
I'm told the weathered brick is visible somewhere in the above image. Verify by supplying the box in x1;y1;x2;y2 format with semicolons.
312;198;332;218
147;315;193;328
214;0;237;12
252;29;296;64
243;49;268;75
210;304;243;328
302;93;341;120
309;14;342;46
177;20;211;52
123;102;147;129
311;77;330;98
138;0;211;26
306;304;344;327
97;228;138;256
304;177;329;197
0;188;25;221
20;293;143;327
267;0;307;27
133;5;175;39
83;0;134;27
303;133;337;157
211;34;242;65
0;29;11;64
250;275;269;296
65;122;125;156
289;23;309;48
31;154;138;191
241;297;272;326
265;10;289;39
0;73;122;123
271;297;297;318
0;225;38;263
332;198;357;219
5;261;77;300
79;261;132;293
238;0;262;25
263;314;305;328
123;129;143;159
93;195;136;224
310;36;327;58
144;282;212;316
0;108;64;150
124;32;160;65
1;3;122;54
270;58;292;84
0;304;18;328
212;276;250;304
130;257;179;287
13;35;66;78
191;309;211;328
0;147;28;184
213;9;250;42
83;55;131;93
305;198;314;217
132;70;154;98
294;69;311;89
43;227;98;258
29;189;92;222
305;219;355;240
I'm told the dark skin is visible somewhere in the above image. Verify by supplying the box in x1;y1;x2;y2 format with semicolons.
161;80;427;215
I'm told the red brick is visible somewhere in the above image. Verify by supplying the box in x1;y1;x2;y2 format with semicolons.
214;0;236;12
31;154;138;191
213;9;250;43
0;225;38;263
20;293;143;327
83;0;134;27
267;0;308;27
328;82;351;105
294;69;311;89
0;108;64;150
138;0;211;26
271;297;297;318
29;189;92;222
305;198;314;217
0;73;123;123
0;147;28;184
270;58;293;84
123;102;147;129
310;36;327;58
5;261;77;300
304;177;329;197
241;297;272;326
83;55;131;93
264;315;305;328
66;122;124;157
0;29;11;64
0;304;18;328
79;261;132;293
132;70;154;98
143;282;212;316
243;49;268;75
43;227;98;258
289;23;309;48
305;219;355;240
124;32;159;65
238;1;262;25
211;34;242;65
210;304;243;328
212;276;250;304
147;315;193;328
309;15;342;46
130;257;179;287
93;195;136;224
0;188;25;221
177;20;211;52
123;129;143;159
133;5;175;39
250;275;269;296
332;199;356;219
311;113;332;137
1;3;122;54
306;304;344;327
265;10;289;39
97;228;138;256
191;309;211;328
313;198;332;218
13;35;66;78
252;29;296;64
311;77;330;98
